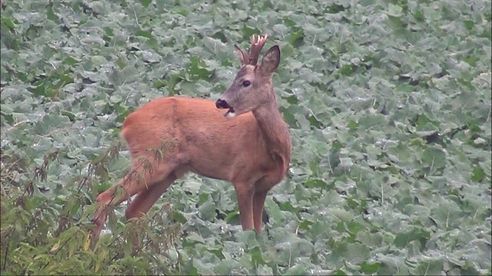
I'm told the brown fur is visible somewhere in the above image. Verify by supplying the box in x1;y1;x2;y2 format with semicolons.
91;35;291;244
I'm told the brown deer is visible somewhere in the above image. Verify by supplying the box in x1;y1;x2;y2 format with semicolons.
91;34;291;243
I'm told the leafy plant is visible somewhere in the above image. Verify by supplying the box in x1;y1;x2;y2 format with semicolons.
1;0;490;274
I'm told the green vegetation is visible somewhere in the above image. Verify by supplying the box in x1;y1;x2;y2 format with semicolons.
1;0;490;274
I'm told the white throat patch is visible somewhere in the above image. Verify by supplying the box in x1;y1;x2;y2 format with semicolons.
226;111;237;118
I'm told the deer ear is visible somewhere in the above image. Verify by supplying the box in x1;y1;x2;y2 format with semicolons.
260;45;280;74
234;45;248;65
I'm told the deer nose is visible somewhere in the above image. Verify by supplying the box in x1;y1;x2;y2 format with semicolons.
215;99;230;109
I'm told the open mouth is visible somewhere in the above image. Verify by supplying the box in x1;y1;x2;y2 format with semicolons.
225;107;236;118
215;99;236;118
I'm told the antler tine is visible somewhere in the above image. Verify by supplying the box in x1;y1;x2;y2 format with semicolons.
250;34;261;45
234;44;248;65
247;34;268;65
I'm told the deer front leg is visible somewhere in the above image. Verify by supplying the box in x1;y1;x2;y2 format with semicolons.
252;190;268;233
234;183;254;230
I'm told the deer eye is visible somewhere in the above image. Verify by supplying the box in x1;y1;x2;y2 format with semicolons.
242;80;251;87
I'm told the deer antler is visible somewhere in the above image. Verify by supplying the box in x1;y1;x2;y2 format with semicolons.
235;34;268;66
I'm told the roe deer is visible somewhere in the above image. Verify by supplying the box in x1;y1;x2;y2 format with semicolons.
91;34;291;243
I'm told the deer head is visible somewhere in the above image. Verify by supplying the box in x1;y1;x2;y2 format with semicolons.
216;34;280;117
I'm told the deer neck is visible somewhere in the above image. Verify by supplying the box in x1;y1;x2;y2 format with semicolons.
252;96;291;173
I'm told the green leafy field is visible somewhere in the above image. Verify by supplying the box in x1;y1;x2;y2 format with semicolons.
1;0;490;274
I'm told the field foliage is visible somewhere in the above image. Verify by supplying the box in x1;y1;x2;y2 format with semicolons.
1;0;491;274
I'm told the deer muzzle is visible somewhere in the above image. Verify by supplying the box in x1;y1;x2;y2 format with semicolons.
215;99;236;117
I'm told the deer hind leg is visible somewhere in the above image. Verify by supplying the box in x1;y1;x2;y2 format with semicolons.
252;190;268;233
123;172;179;252
125;172;178;219
91;156;179;241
